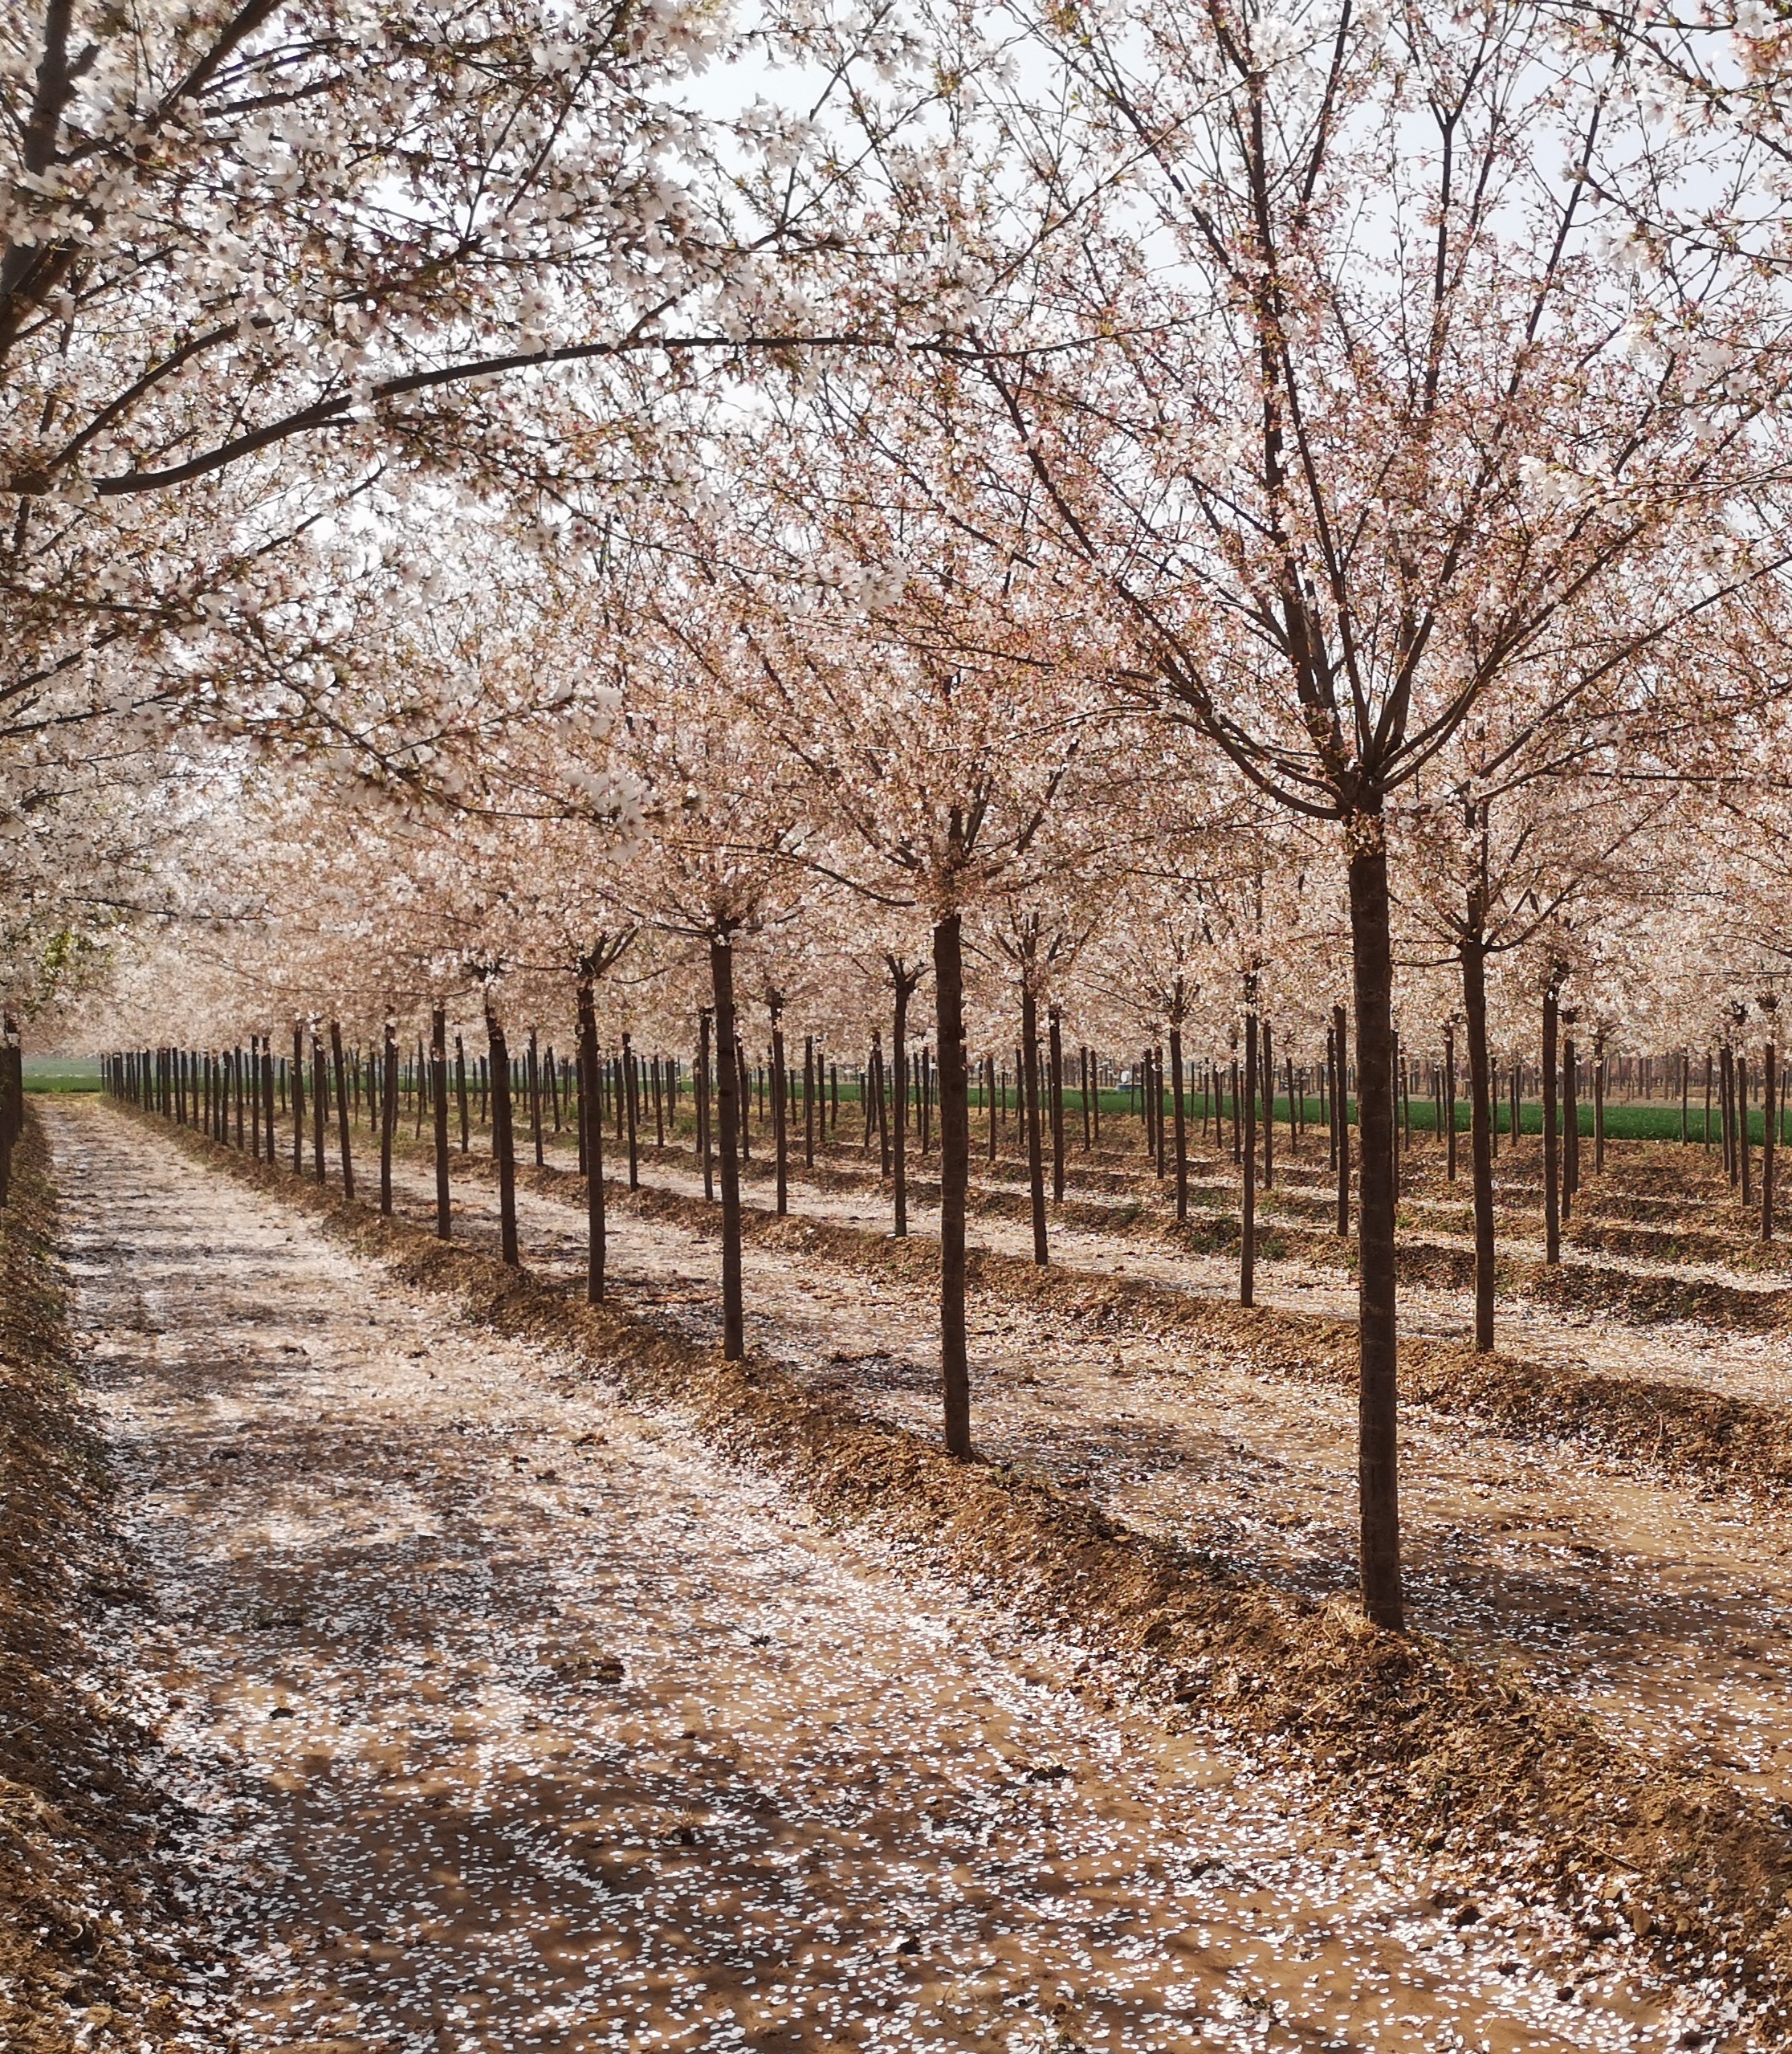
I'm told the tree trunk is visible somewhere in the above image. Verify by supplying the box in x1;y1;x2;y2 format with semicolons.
935;914;973;1458
1022;986;1048;1265
772;1012;788;1217
892;981;910;1239
263;1043;276;1172
529;1029;544;1168
1049;1009;1066;1203
431;1006;451;1240
456;1034;470;1152
578;974;606;1302
699;1008;715;1200
1740;1052;1753;1209
330;1020;354;1200
1260;1017;1274;1191
1240;1005;1257;1309
311;1031;328;1184
1333;1003;1350;1237
1542;986;1561;1265
1346;830;1403;1633
381;1020;397;1216
1764;1030;1778;1244
711;939;745;1360
804;1033;816;1168
1594;1038;1606;1176
486;1001;519;1266
1444;1023;1457;1183
292;1023;306;1173
1562;1029;1579;1216
1460;938;1496;1353
623;1032;640;1189
1170;1025;1188;1223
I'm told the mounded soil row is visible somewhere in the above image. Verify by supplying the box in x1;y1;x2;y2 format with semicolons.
137;1105;1792;2032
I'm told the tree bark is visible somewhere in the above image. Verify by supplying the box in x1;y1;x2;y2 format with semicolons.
1049;1009;1066;1203
1444;1022;1457;1183
292;1023;306;1173
381;1020;397;1215
1170;1024;1188;1223
891;978;911;1238
578;973;605;1302
772;1008;788;1217
1542;984;1561;1265
486;1001;519;1266
698;1007;714;1200
1240;1003;1257;1309
711;939;745;1360
1562;1026;1579;1217
1764;1029;1778;1244
1460;938;1496;1353
456;1034;469;1152
431;1006;451;1240
1333;1003;1350;1237
1346;830;1403;1633
1260;1017;1274;1191
330;1020;354;1200
935;913;972;1458
1022;986;1048;1265
311;1030;328;1184
623;1032;640;1189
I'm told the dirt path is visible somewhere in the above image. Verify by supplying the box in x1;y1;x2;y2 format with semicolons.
369;1143;1792;1817
47;1099;1741;2052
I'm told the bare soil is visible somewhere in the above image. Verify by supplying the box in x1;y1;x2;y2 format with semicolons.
31;1100;1754;2052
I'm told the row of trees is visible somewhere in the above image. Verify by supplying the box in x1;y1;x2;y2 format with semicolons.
10;0;1792;1631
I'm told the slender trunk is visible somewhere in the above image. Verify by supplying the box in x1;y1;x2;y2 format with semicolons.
1460;939;1496;1353
292;1023;306;1173
1240;1006;1257;1310
330;1021;354;1200
456;1034;469;1151
1562;1032;1579;1215
1346;830;1403;1633
263;1043;276;1171
1049;1009;1066;1203
804;1034;816;1168
431;1007;451;1240
1081;1045;1093;1150
1333;1003;1350;1237
1260;1017;1273;1192
381;1020;397;1216
1171;1025;1188;1224
530;1030;544;1168
1444;1025;1457;1182
487;1001;519;1266
1594;1040;1606;1176
935;914;972;1458
711;940;746;1359
772;1013;788;1217
988;1055;999;1163
1542;987;1561;1265
311;1032;328;1184
623;1033;640;1189
892;984;910;1238
1741;1052;1753;1209
699;1009;715;1201
1764;1031;1778;1244
1022;986;1048;1265
578;975;605;1302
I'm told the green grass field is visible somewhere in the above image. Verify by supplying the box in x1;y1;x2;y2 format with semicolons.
22;1058;101;1093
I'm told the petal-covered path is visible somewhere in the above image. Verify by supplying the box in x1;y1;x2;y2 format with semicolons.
49;1102;1725;2052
